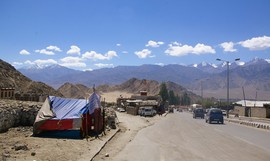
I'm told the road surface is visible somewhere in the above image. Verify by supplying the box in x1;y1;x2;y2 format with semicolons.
96;111;270;161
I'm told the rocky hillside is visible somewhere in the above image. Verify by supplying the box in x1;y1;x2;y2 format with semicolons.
57;78;201;102
0;59;62;96
57;83;90;99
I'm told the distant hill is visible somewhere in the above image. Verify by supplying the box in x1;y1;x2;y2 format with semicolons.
19;64;83;88
0;59;62;97
18;58;270;100
190;58;270;100
57;78;201;103
19;64;210;89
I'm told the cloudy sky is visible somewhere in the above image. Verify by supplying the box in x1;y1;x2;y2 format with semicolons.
1;0;270;71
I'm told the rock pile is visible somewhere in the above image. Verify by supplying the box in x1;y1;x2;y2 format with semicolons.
104;107;118;129
0;99;42;133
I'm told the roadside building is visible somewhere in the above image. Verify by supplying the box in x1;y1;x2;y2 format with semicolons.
117;91;161;115
0;87;15;99
234;100;270;118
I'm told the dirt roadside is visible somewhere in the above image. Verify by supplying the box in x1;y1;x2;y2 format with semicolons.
91;112;164;161
0;111;164;161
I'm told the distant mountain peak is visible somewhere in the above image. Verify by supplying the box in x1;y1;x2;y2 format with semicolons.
20;64;43;70
246;57;268;66
265;59;270;63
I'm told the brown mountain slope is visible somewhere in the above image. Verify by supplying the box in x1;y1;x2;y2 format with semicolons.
0;59;62;97
58;78;201;103
57;82;90;99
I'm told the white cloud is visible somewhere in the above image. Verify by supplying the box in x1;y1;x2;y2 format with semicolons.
19;49;30;55
67;45;81;55
46;45;62;52
60;56;86;68
238;36;270;50
94;63;114;68
35;45;61;55
23;59;58;68
82;50;117;61
134;49;152;59
116;44;121;47
12;62;23;67
165;43;215;56
146;40;164;47
220;42;237;52
122;51;128;54
172;41;181;46
35;49;55;55
34;59;57;65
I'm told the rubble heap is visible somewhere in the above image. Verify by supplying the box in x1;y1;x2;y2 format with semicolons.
0;99;42;132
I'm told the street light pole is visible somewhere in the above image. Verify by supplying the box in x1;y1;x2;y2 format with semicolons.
226;61;229;118
216;58;240;118
201;80;203;99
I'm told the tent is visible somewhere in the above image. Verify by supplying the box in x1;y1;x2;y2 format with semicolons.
33;92;103;137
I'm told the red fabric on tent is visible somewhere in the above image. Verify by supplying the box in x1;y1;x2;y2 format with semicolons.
94;108;103;133
38;119;73;131
81;113;92;136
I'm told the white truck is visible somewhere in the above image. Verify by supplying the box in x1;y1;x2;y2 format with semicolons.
142;107;155;117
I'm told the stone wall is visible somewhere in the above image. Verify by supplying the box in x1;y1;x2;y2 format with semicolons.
251;107;267;118
234;106;270;118
0;99;42;132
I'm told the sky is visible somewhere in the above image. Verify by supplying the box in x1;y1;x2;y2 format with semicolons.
1;0;270;71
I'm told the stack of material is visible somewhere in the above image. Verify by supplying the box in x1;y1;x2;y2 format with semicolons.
105;108;118;129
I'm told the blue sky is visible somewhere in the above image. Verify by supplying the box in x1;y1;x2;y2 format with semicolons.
1;0;270;71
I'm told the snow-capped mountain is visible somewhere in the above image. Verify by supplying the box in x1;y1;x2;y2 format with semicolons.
17;58;270;92
191;61;221;74
18;64;83;88
192;58;268;74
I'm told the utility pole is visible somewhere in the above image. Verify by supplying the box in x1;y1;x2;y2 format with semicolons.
216;58;240;118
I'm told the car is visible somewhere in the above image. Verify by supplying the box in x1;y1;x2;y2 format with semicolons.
142;107;155;117
193;108;204;119
138;107;145;116
221;110;227;116
205;108;224;124
117;107;126;112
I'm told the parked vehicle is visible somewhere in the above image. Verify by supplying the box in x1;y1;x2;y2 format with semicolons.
193;108;204;119
138;107;145;116
221;110;227;116
142;107;155;117
205;108;224;124
117;107;126;112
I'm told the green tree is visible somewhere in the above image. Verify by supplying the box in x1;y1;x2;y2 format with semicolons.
175;94;180;105
159;82;169;102
181;92;190;105
169;90;175;105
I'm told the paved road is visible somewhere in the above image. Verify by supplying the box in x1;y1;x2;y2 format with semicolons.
111;112;270;161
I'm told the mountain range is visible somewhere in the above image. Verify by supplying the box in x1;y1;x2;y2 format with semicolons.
0;59;198;103
57;78;201;103
0;59;62;97
17;58;270;100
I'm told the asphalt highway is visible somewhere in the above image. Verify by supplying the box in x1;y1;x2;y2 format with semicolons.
111;111;270;161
